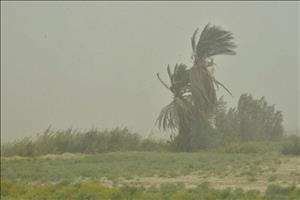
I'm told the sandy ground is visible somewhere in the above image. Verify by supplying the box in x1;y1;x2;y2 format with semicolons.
1;153;88;160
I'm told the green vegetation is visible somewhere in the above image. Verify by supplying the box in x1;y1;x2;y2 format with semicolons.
156;24;237;151
2;180;300;200
214;94;284;145
281;135;300;155
1;127;169;157
222;141;275;154
1;152;298;184
155;24;286;153
1;124;298;157
2;150;299;199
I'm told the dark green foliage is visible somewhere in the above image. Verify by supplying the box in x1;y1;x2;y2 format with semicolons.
214;97;240;145
156;64;193;133
193;24;237;60
237;94;284;141
157;24;284;152
1;127;169;157
161;92;285;151
169;64;191;96
156;64;194;151
281;135;300;155
214;94;284;144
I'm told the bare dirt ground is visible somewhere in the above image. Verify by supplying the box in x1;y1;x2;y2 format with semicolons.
1;153;88;161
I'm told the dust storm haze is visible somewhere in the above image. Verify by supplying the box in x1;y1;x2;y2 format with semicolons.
1;2;299;142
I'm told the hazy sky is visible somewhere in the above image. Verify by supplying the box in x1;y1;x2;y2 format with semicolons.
1;2;299;142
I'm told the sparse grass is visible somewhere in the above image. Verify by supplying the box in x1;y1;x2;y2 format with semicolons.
268;175;277;182
221;141;280;154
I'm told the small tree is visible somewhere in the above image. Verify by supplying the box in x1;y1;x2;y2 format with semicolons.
237;94;284;141
214;94;284;143
214;97;239;145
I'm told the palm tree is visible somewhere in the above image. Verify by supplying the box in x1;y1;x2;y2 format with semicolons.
189;24;236;149
157;23;237;151
190;23;236;116
156;64;194;150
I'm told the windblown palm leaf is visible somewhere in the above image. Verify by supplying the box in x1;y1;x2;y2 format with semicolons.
192;23;237;61
156;64;193;131
156;97;193;131
170;64;191;96
157;64;191;97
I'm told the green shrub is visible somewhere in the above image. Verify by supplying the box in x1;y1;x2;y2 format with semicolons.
223;142;268;154
281;135;300;155
1;137;35;157
1;127;169;157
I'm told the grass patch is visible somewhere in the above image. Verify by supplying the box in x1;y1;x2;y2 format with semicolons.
1;152;282;183
281;135;300;156
1;180;300;200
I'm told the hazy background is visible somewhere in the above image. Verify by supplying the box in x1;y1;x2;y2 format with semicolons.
1;2;299;142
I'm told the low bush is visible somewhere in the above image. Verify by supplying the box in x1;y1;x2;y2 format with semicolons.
1;127;169;157
281;135;300;155
222;142;268;154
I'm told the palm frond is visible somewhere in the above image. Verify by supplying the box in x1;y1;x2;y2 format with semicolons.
172;64;190;92
191;28;199;53
195;23;237;59
156;97;193;131
213;79;233;96
167;65;173;84
158;64;191;97
156;101;178;131
174;97;194;129
156;73;170;90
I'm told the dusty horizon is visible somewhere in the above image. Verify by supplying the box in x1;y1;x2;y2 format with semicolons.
1;2;299;142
